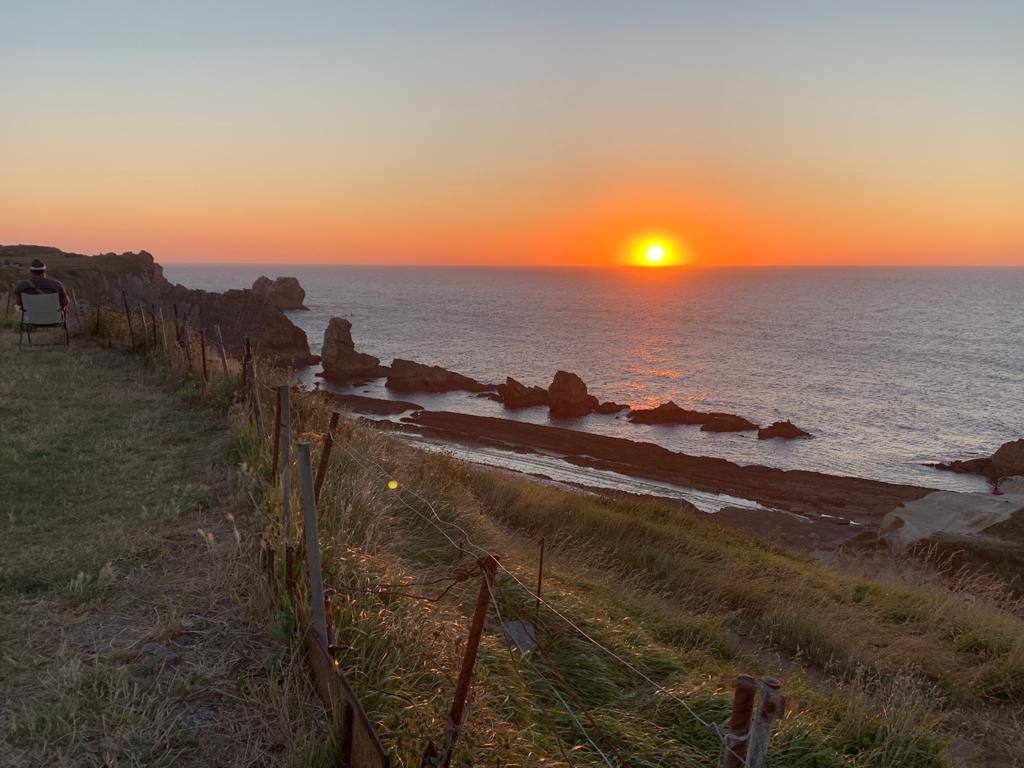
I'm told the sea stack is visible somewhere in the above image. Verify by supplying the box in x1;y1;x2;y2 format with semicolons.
319;317;386;381
497;376;549;408
547;370;598;418
252;275;307;310
385;359;493;393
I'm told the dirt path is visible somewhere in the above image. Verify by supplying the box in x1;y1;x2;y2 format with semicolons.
0;333;319;766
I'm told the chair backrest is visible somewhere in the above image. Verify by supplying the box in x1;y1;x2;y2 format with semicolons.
21;292;62;325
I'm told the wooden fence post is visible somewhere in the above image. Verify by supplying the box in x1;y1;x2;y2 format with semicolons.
272;386;283;483
157;307;170;363
245;359;266;441
535;537;545;619
241;336;251;388
215;324;230;379
314;412;340;502
70;289;84;332
745;678;785;768
4;284;11;319
720;674;757;768
121;291;135;347
435;554;499;768
199;331;209;387
297;442;329;645
182;323;194;371
136;303;149;347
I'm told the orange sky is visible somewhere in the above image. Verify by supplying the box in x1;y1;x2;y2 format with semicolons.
2;3;1022;267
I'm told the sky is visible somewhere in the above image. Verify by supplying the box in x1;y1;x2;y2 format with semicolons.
2;1;1022;266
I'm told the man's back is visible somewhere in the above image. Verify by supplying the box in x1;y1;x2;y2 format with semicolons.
16;275;68;307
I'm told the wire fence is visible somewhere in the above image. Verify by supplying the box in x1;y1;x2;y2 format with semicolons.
40;291;786;767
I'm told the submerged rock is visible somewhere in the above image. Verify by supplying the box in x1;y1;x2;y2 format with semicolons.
497;377;549;409
594;401;629;415
319;317;386;381
758;420;812;440
386;358;492;393
252;275;307;310
547;370;598;418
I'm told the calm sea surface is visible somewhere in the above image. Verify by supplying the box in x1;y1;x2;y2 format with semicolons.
166;265;1023;492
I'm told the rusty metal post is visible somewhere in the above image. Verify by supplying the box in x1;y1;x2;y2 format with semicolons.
745;678;785;768
535;537;545;619
437;554;499;768
214;324;230;379
314;412;340;502
121;290;135;347
719;674;756;768
297;442;329;645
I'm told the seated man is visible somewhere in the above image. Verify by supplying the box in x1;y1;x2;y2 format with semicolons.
15;259;69;312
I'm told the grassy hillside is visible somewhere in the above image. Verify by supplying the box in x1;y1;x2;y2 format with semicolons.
244;385;1024;767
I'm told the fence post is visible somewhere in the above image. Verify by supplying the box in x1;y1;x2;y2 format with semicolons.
720;674;756;768
157;307;170;363
272;386;283;483
199;330;209;387
435;554;499;768
245;360;266;441
4;284;11;319
215;324;230;379
314;412;340;502
241;336;251;388
297;442;329;645
535;537;545;619
121;291;135;347
70;289;84;332
136;303;149;347
182;322;194;371
745;678;785;768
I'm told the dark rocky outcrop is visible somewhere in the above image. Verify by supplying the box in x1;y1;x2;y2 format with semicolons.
595;401;629;415
252;276;307;310
547;371;598;419
320;392;423;416
496;377;549;409
758;420;812;440
935;438;1024;480
318;317;386;381
628;401;706;425
0;245;318;367
628;400;758;431
386;359;492;393
700;414;759;433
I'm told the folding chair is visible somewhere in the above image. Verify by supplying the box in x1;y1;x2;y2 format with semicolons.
19;292;70;351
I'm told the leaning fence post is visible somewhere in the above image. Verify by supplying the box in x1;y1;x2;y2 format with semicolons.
4;284;11;319
535;537;545;619
720;674;756;768
157;307;170;363
436;554;499;768
314;412;340;502
182;322;194;371
241;336;251;388
745;677;785;768
272;386;284;483
70;288;84;332
136;302;150;348
214;324;230;379
245;359;266;441
121;290;135;347
199;330;209;387
297;442;329;645
280;387;294;583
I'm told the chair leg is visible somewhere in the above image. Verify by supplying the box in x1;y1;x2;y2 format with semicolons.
19;322;24;350
64;322;70;350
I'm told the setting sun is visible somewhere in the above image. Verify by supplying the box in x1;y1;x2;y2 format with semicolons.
621;233;688;267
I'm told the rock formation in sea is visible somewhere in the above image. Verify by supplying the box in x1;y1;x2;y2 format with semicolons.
628;401;707;425
935;438;1024;480
594;401;629;414
252;275;307;310
547;370;599;418
700;414;759;432
496;377;549;408
318;317;386;381
0;245;318;367
628;400;759;431
758;420;812;439
385;358;493;393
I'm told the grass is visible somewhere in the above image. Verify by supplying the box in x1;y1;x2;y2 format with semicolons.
248;386;1024;767
0;322;332;767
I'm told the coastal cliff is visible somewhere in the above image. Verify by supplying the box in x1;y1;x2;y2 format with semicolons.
0;245;316;366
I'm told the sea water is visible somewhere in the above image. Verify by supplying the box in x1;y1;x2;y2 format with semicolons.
166;264;1023;492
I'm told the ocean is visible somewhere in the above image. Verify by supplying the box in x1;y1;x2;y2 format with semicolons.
165;264;1023;493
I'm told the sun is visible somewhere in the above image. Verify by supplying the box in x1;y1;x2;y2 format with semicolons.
620;233;688;267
